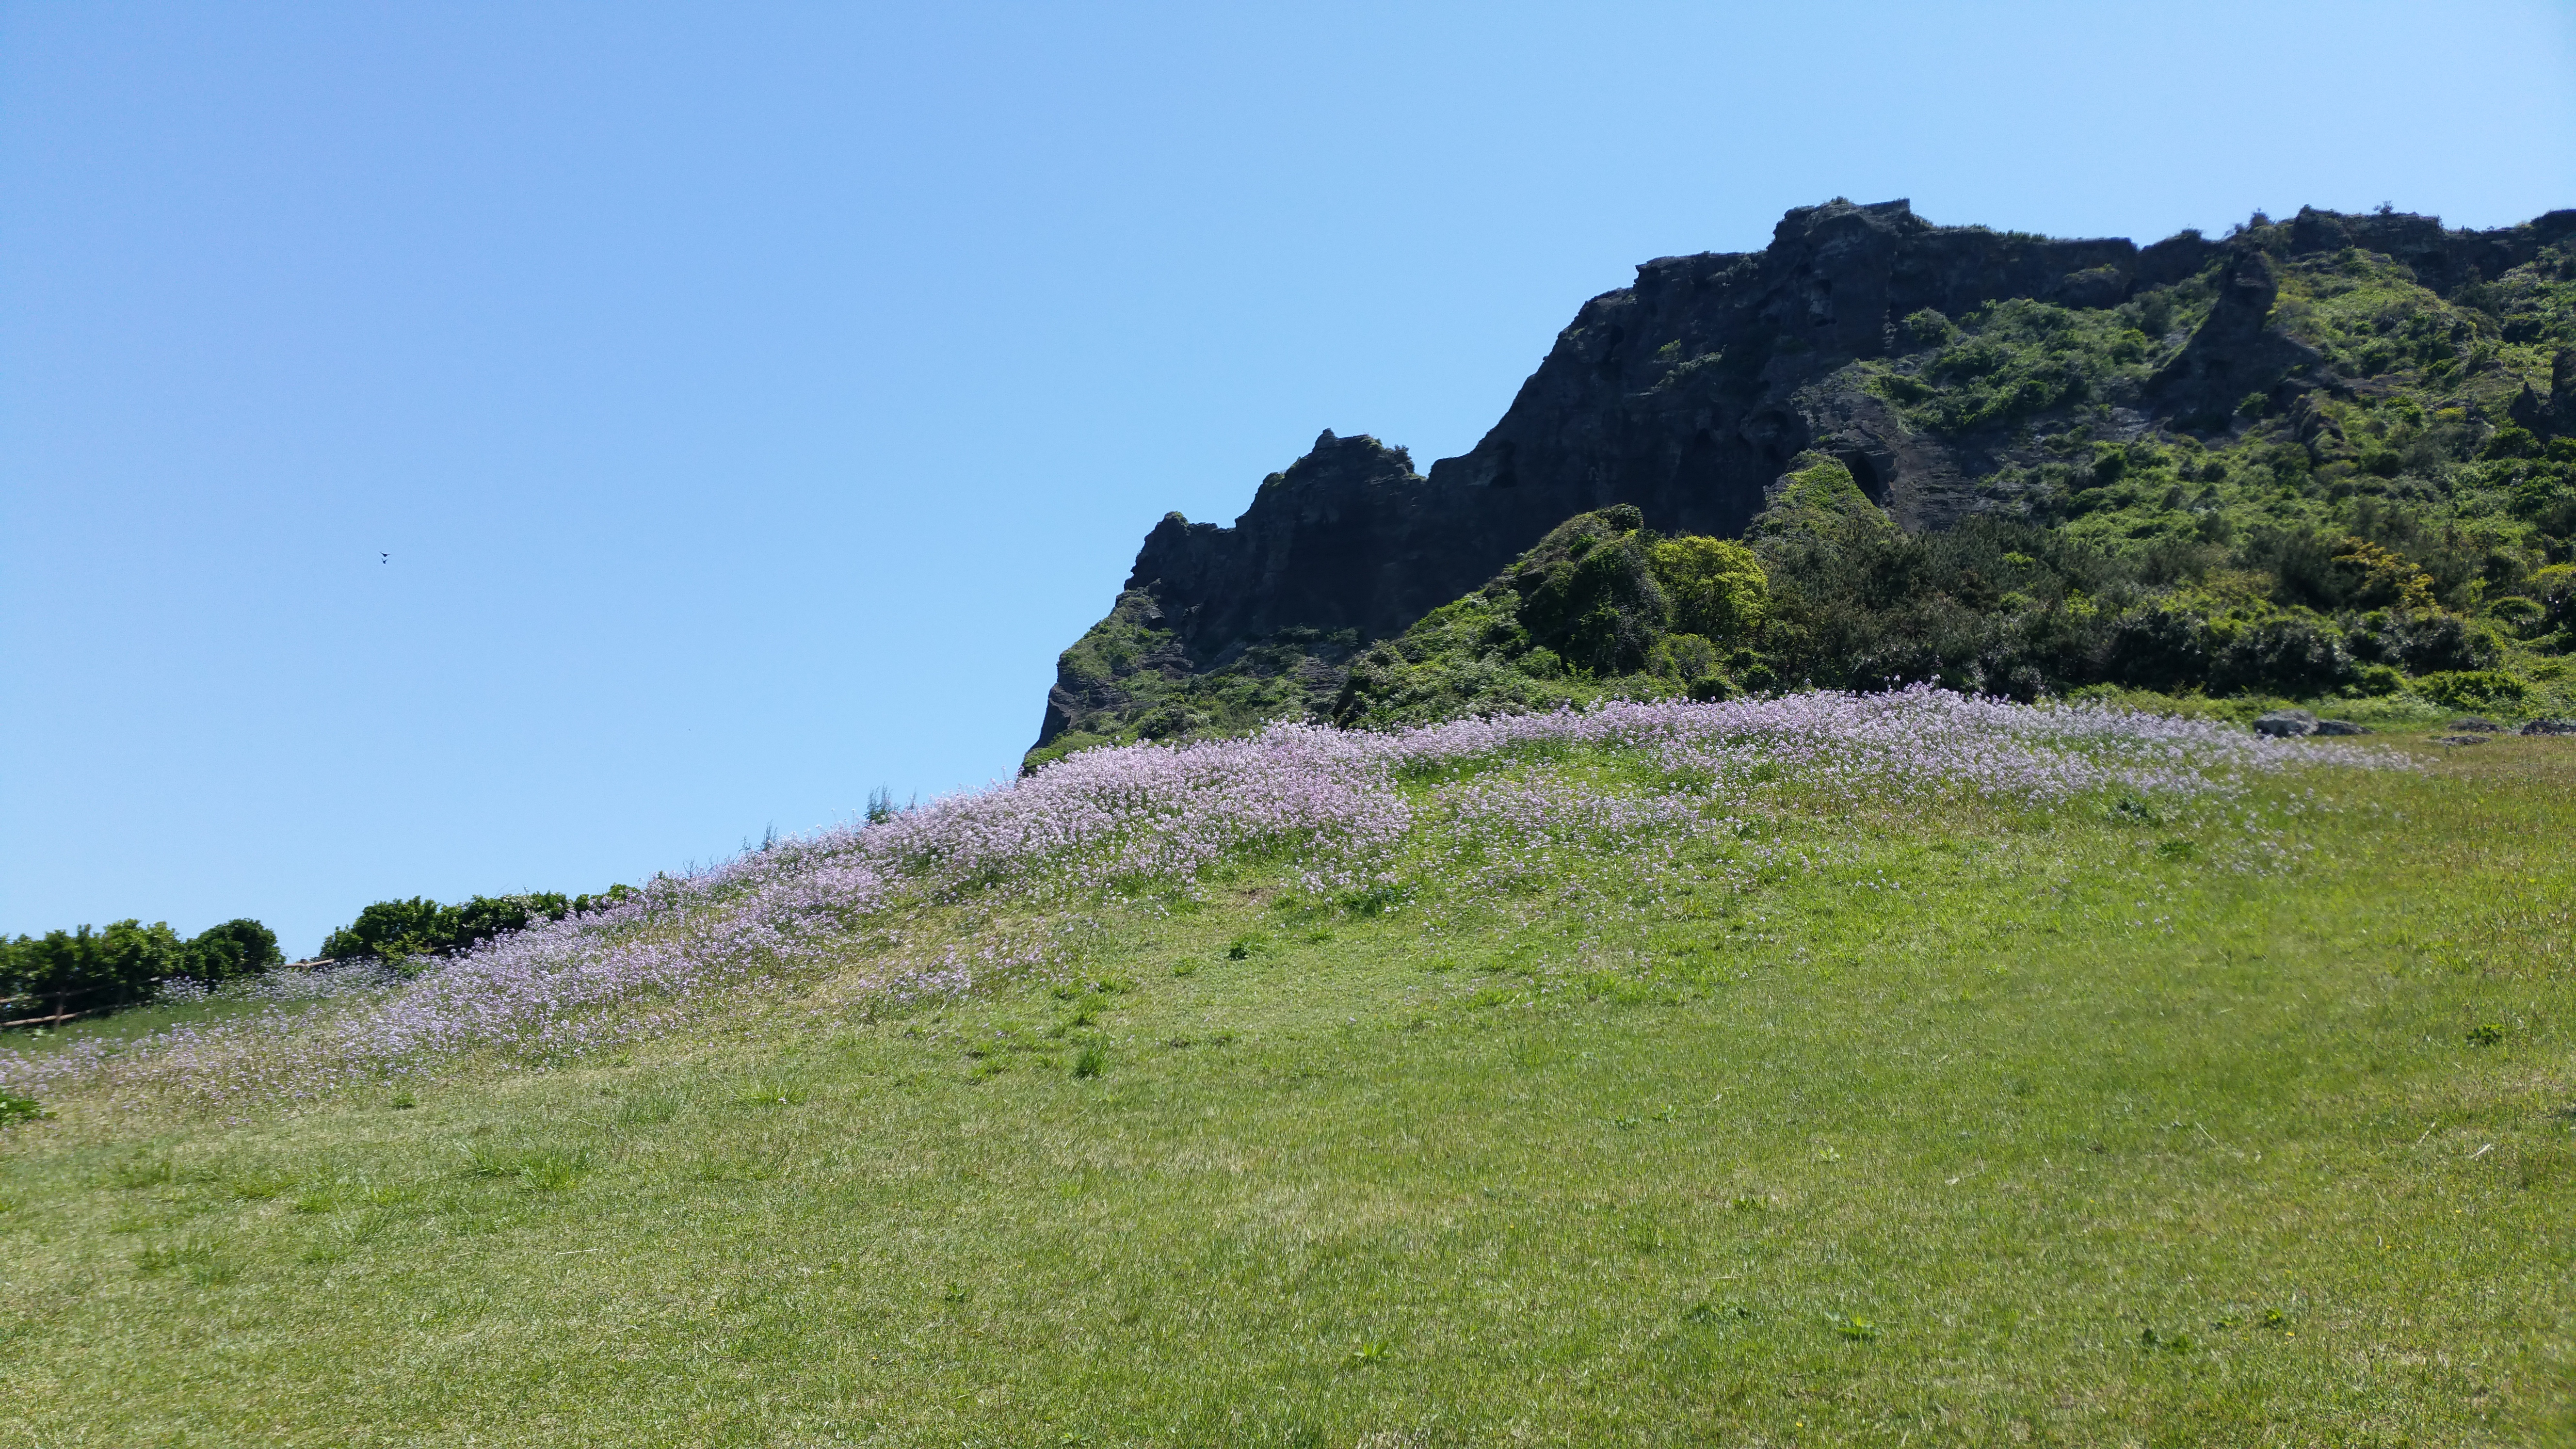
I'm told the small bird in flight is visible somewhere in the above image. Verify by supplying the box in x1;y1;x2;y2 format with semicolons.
381;552;389;564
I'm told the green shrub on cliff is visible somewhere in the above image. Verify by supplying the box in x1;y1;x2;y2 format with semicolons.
1648;534;1768;641
1752;453;1891;544
1334;508;1777;725
1874;297;2162;433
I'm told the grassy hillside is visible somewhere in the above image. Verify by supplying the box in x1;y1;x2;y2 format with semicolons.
1;702;2569;1445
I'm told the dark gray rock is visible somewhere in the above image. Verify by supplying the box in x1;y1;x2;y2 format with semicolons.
2509;348;2576;438
2520;718;2576;736
2447;717;2503;733
2433;735;2492;746
2285;205;2576;299
1040;202;2576;750
2143;247;2329;428
2254;709;2318;738
2313;718;2369;736
1097;200;2157;687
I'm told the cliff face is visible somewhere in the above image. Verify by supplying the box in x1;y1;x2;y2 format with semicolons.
1035;198;2576;756
1120;201;2163;675
1124;431;1433;666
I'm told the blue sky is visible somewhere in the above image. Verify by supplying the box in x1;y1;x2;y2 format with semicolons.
5;0;2572;953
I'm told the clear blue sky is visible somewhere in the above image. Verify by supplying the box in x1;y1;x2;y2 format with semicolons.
5;1;2572;954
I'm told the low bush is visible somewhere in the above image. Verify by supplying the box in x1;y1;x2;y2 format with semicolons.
2410;670;2530;711
0;918;282;1014
318;886;631;966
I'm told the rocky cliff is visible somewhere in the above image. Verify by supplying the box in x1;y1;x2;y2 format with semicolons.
1035;198;2576;759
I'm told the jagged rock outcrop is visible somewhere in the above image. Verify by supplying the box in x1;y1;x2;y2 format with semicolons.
1421;200;2162;542
1124;431;1436;666
1035;198;2576;754
1111;201;2160;683
2144;247;2330;424
2512;348;2576;436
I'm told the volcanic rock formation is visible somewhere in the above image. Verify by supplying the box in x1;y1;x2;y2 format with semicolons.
1036;198;2576;753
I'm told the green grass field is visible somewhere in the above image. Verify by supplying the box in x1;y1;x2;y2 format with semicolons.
2;732;2571;1447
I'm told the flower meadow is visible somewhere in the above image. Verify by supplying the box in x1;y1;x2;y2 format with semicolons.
2;688;2395;1113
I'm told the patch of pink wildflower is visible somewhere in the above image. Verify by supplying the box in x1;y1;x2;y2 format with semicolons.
1;687;2393;1110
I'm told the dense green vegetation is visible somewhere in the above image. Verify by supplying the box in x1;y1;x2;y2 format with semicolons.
1320;447;2571;733
0;885;639;1028
1;727;2568;1444
0;918;281;1016
1329;505;1767;727
317;887;633;967
1028;217;2576;766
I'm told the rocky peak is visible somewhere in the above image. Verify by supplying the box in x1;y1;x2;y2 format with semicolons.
1033;199;2576;754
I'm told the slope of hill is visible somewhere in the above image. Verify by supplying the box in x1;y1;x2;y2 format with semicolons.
1032;200;2576;767
0;708;2569;1444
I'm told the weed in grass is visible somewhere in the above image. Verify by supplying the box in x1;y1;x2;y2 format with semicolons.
133;1239;218;1275
458;1143;588;1190
516;1150;589;1192
0;1092;46;1125
106;1157;176;1191
388;1088;415;1110
2516;1143;2572;1190
1831;1315;1881;1342
1073;1045;1106;1079
1171;960;1197;977
735;1078;808;1108
226;1171;292;1201
459;1143;515;1179
1226;935;1255;960
1344;1338;1392;1368
2154;837;2197;860
614;1093;678;1126
941;1282;969;1304
290;1188;338;1215
301;1209;395;1264
2467;1022;2506;1046
2106;792;2163;826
